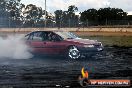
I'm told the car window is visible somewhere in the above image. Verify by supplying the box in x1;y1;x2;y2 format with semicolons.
55;32;78;39
27;31;62;41
29;32;43;41
46;32;62;41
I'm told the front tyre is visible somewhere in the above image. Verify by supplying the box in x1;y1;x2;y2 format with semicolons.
67;46;80;59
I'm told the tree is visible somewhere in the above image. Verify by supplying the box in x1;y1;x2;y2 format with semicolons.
0;0;6;12
22;4;43;27
0;0;23;27
68;5;78;15
80;7;128;26
54;10;63;27
97;7;127;25
54;5;79;27
67;5;78;27
80;9;98;26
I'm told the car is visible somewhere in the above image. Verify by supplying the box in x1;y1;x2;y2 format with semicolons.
25;30;103;59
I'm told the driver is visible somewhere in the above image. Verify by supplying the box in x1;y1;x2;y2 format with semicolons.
48;32;58;41
48;32;53;41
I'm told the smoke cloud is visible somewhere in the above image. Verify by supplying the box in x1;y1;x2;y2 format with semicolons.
0;35;33;59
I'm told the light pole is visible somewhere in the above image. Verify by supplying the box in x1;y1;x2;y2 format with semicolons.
45;0;46;27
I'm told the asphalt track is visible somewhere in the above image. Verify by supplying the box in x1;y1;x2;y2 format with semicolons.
0;46;131;88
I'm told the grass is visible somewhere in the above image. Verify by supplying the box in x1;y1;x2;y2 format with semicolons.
0;31;132;47
79;36;132;47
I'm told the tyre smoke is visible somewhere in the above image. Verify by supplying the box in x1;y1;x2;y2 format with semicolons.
0;35;33;59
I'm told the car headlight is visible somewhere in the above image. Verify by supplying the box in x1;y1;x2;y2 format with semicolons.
83;45;94;48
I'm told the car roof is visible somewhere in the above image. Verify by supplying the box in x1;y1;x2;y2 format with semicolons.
27;29;68;34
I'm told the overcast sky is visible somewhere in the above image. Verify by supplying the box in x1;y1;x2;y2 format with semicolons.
21;0;132;15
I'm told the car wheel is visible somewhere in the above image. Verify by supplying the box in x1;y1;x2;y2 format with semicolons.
67;46;80;59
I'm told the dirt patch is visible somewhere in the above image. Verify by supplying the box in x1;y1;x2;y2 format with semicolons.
0;47;131;87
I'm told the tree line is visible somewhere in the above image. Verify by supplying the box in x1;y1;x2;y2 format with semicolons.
80;8;129;26
0;0;132;28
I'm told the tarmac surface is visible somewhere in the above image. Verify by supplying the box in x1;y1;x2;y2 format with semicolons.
0;46;131;88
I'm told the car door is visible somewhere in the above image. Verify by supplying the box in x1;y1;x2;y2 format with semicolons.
26;31;66;55
42;32;66;55
27;31;48;54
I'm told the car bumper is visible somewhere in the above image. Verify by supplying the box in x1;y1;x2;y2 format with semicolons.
78;46;103;52
78;47;103;57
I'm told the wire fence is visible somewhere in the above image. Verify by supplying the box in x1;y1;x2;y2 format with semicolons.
1;17;132;28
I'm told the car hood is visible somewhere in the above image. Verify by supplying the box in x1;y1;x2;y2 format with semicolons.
65;38;101;45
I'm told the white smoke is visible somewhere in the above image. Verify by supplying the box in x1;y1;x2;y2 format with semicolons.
0;35;33;59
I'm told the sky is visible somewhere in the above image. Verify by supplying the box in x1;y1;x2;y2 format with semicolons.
21;0;132;15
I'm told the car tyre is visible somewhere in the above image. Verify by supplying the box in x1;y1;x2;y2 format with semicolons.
66;46;80;59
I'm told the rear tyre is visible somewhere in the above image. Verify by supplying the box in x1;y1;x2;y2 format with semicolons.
66;46;80;59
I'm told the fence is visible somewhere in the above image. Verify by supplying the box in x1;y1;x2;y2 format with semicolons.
0;18;132;28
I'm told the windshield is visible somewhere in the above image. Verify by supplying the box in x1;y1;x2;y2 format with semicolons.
55;31;79;39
